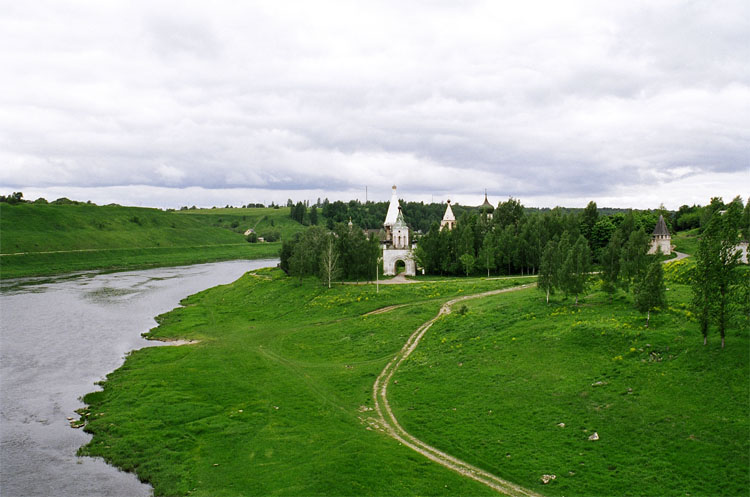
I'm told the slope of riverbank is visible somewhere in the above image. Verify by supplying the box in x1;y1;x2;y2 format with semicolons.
0;204;300;278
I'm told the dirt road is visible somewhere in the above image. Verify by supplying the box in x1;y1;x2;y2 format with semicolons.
370;283;543;497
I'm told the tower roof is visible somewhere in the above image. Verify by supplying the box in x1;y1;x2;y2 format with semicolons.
652;215;670;236
442;200;455;221
384;185;400;226
480;191;494;212
393;206;408;229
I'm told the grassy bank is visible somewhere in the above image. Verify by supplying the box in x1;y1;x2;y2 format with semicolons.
390;281;748;496
78;273;529;496
76;266;747;496
176;206;303;241
0;243;280;279
0;204;303;278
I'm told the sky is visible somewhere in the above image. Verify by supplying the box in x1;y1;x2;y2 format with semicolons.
1;0;748;210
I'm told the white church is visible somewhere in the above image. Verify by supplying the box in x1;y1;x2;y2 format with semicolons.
380;186;499;276
382;186;417;276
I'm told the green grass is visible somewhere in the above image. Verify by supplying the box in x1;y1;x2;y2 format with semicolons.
672;228;700;255
0;243;280;279
390;281;748;496
76;267;748;496
78;273;527;496
0;204;305;278
176;207;304;241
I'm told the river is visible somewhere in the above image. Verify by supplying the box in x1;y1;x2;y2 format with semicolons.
0;259;278;497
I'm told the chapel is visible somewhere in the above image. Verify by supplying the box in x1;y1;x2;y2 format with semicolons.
382;185;416;276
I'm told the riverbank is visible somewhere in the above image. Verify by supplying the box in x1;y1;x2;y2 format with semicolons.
76;265;748;496
1;259;274;497
0;243;280;279
0;202;300;279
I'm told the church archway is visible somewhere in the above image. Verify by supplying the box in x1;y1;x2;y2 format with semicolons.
395;259;406;274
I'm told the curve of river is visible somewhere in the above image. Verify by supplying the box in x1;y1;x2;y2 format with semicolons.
0;259;278;497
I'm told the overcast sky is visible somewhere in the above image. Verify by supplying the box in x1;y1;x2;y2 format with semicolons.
1;0;748;209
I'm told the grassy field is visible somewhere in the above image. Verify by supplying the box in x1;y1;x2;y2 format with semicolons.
79;272;528;496
76;265;747;496
0;204;303;278
390;280;748;496
672;228;700;255
175;207;303;241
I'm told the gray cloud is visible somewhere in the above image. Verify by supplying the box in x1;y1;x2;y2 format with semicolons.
1;0;748;209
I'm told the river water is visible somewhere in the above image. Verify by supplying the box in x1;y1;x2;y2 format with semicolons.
0;259;278;497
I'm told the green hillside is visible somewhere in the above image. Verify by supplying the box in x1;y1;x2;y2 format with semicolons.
0;204;302;279
175;206;302;241
76;266;748;496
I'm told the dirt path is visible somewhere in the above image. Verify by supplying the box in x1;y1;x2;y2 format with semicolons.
370;283;543;497
669;251;689;262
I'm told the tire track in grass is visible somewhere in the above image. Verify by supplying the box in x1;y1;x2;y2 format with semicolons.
371;283;543;497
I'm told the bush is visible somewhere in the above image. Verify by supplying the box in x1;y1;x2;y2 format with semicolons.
260;229;281;242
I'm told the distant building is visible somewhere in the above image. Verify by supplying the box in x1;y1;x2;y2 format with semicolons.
382;185;416;276
648;215;672;255
244;228;255;236
479;191;494;220
440;200;456;231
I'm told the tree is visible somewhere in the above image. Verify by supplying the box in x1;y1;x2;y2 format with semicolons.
580;201;599;241
692;197;744;347
590;215;616;255
310;205;318;225
478;232;495;277
289;226;327;281
741;198;750;242
634;258;667;327
494;197;524;229
320;236;340;288
620;228;649;292
538;240;557;304
601;231;623;301
561;235;591;305
459;253;475;277
692;226;717;345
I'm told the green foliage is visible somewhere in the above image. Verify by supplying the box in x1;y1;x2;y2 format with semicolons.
561;235;591;303
692;197;745;346
458;253;475;277
0;191;25;204
634;258;667;326
580;200;599;241
620;228;649;292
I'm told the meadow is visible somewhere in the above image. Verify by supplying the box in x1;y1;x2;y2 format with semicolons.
77;264;748;496
0;204;302;278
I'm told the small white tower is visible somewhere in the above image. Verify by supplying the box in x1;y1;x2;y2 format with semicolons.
383;185;400;242
392;207;410;248
648;215;672;255
440;200;456;231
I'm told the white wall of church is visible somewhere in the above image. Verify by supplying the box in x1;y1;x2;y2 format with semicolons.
383;248;415;276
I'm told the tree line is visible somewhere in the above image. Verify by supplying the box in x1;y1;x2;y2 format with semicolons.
415;199;661;277
279;222;380;286
691;196;749;348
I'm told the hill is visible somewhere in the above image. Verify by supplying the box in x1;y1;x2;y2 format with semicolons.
0;204;303;279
